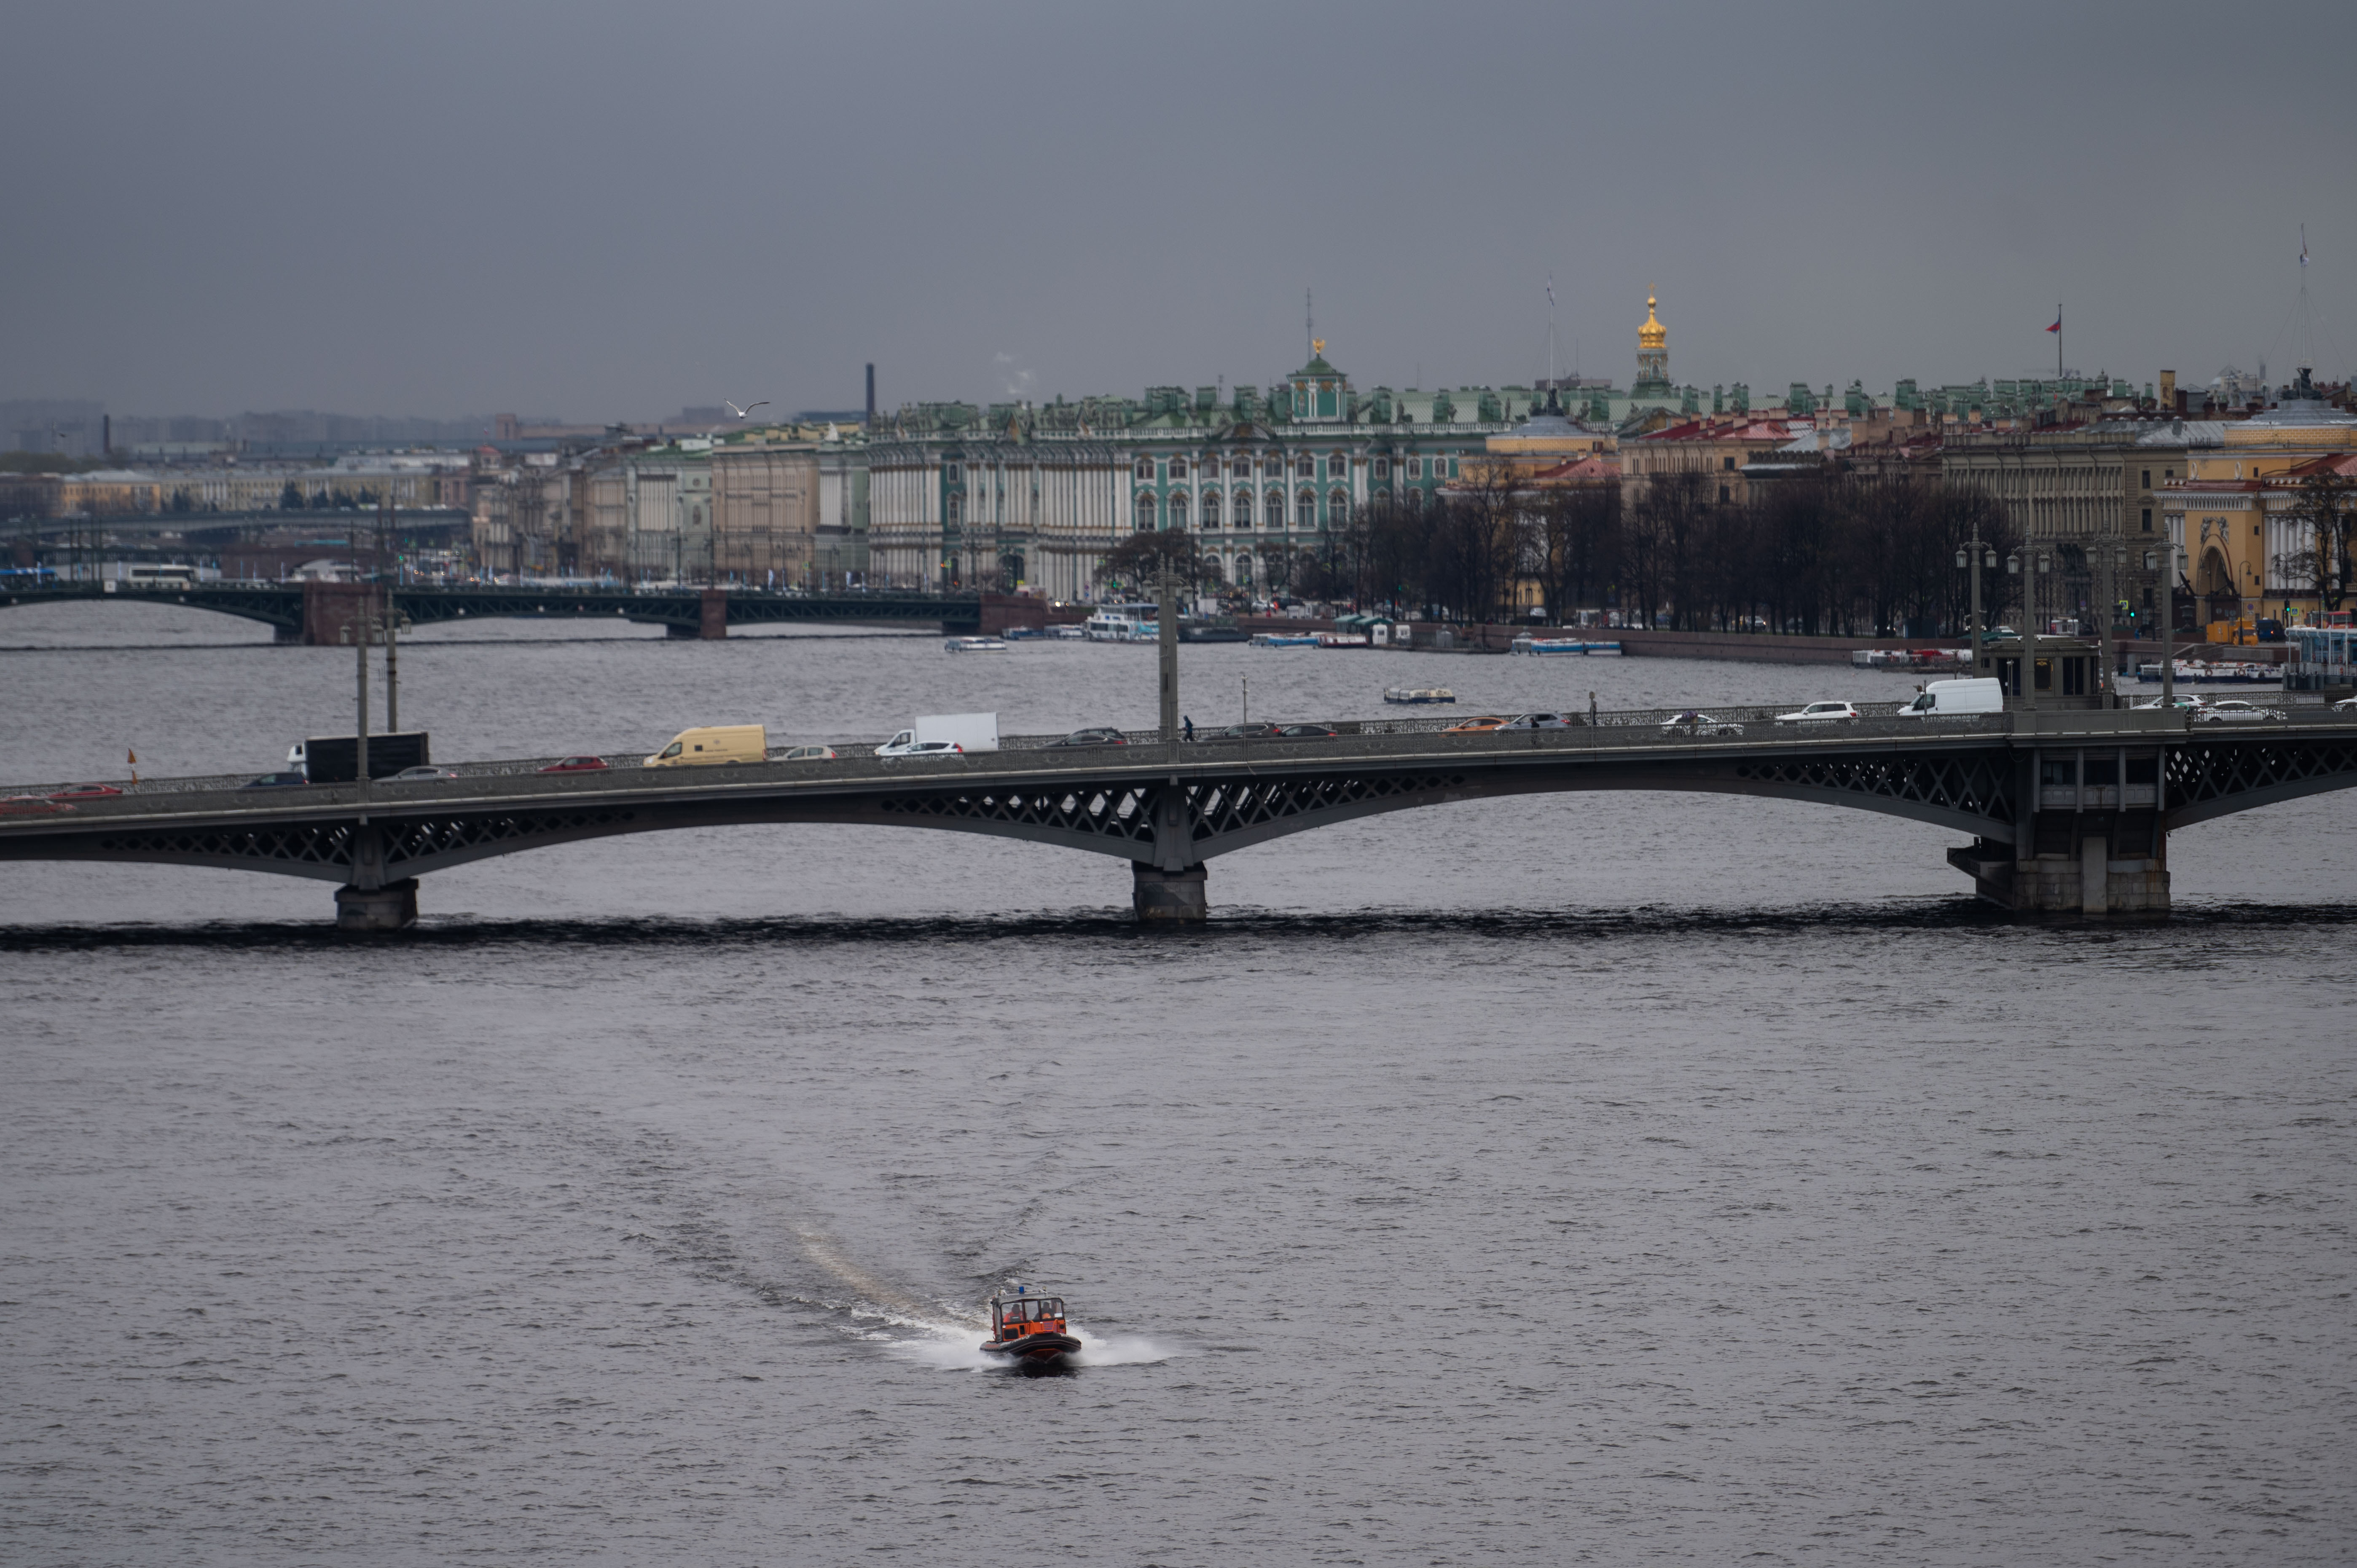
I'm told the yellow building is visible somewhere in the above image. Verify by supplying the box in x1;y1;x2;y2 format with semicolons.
2156;370;2357;627
55;469;162;515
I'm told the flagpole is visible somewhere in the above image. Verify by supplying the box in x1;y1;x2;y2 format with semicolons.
2056;302;2063;382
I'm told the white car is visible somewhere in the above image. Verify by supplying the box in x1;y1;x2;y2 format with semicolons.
389;765;459;781
1774;701;1861;725
876;738;964;758
2131;694;2205;712
1659;710;1745;737
2192;699;2285;724
2333;695;2356;713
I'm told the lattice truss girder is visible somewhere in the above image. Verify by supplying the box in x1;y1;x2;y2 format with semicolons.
1727;750;2016;825
382;809;642;871
58;807;646;881
875;770;1473;857
2167;737;2357;811
88;821;357;873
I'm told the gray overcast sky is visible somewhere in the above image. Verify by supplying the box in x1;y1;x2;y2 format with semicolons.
5;0;2354;421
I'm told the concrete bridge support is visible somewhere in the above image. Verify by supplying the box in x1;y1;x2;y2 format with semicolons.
1948;829;2169;918
1133;864;1207;923
661;589;730;639
335;878;418;931
301;580;385;646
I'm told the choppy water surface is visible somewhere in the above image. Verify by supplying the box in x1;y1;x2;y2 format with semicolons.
3;603;2353;1564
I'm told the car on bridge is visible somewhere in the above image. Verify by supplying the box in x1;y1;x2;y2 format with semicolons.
1273;723;1340;740
538;755;611;773
390;766;459;782
880;739;966;759
2131;694;2205;712
1774;701;1861;725
2192;699;2287;724
1442;715;1511;734
776;745;838;762
242;772;309;788
43;783;124;800
1660;710;1745;737
1047;727;1128;748
1207;722;1282;741
1501;712;1581;730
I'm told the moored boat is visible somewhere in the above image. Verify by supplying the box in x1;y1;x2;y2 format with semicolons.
1384;686;1456;704
981;1286;1081;1367
944;636;1009;652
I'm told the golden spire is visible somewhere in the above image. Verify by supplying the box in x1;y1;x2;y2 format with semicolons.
1312;338;1326;358
1639;292;1666;350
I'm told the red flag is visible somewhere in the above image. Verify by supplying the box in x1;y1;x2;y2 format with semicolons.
2046;313;2062;334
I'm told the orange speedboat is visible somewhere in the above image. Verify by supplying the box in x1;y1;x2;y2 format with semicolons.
981;1287;1081;1367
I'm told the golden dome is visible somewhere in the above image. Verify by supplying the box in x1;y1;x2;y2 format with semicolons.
1638;293;1667;350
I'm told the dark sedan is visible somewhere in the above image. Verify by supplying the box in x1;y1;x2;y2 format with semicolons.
1207;722;1283;741
1047;727;1128;748
1273;723;1340;740
242;771;310;788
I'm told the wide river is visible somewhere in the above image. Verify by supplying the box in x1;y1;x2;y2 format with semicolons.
3;603;2351;1565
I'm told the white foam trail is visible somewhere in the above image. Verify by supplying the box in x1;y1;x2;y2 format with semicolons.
883;1321;1181;1373
787;1225;1177;1371
1069;1330;1177;1368
793;1226;980;1329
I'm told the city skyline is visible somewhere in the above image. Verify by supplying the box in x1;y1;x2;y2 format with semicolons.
4;1;2353;422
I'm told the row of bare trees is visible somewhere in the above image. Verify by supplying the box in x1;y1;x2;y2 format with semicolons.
1098;458;2043;636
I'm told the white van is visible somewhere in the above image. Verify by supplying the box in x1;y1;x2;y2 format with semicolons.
877;713;998;756
1895;677;2003;717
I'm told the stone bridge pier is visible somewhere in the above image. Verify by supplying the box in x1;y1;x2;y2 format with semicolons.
1946;743;2171;918
300;581;386;645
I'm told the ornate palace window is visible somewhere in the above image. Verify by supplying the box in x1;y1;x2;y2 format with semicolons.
1133;492;1156;530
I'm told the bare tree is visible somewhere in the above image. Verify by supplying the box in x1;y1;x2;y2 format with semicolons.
2273;467;2357;614
1426;458;1521;622
1096;528;1204;595
1529;484;1621;624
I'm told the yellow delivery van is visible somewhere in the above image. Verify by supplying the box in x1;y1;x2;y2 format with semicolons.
643;724;768;767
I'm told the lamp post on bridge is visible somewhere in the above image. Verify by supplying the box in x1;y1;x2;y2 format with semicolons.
2097;540;2128;707
2151;544;2188;714
1956;538;1996;682
338;605;413;787
2007;550;2039;711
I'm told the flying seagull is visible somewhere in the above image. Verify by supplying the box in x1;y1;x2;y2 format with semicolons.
724;399;770;419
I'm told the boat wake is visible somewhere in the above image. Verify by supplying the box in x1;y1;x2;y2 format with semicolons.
788;1225;1176;1372
884;1321;1180;1373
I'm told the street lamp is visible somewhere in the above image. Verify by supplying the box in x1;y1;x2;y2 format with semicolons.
2158;545;2188;713
2006;552;2032;710
1955;539;1997;678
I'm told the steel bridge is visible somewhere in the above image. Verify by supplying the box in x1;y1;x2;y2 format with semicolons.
0;581;984;640
4;707;2353;927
